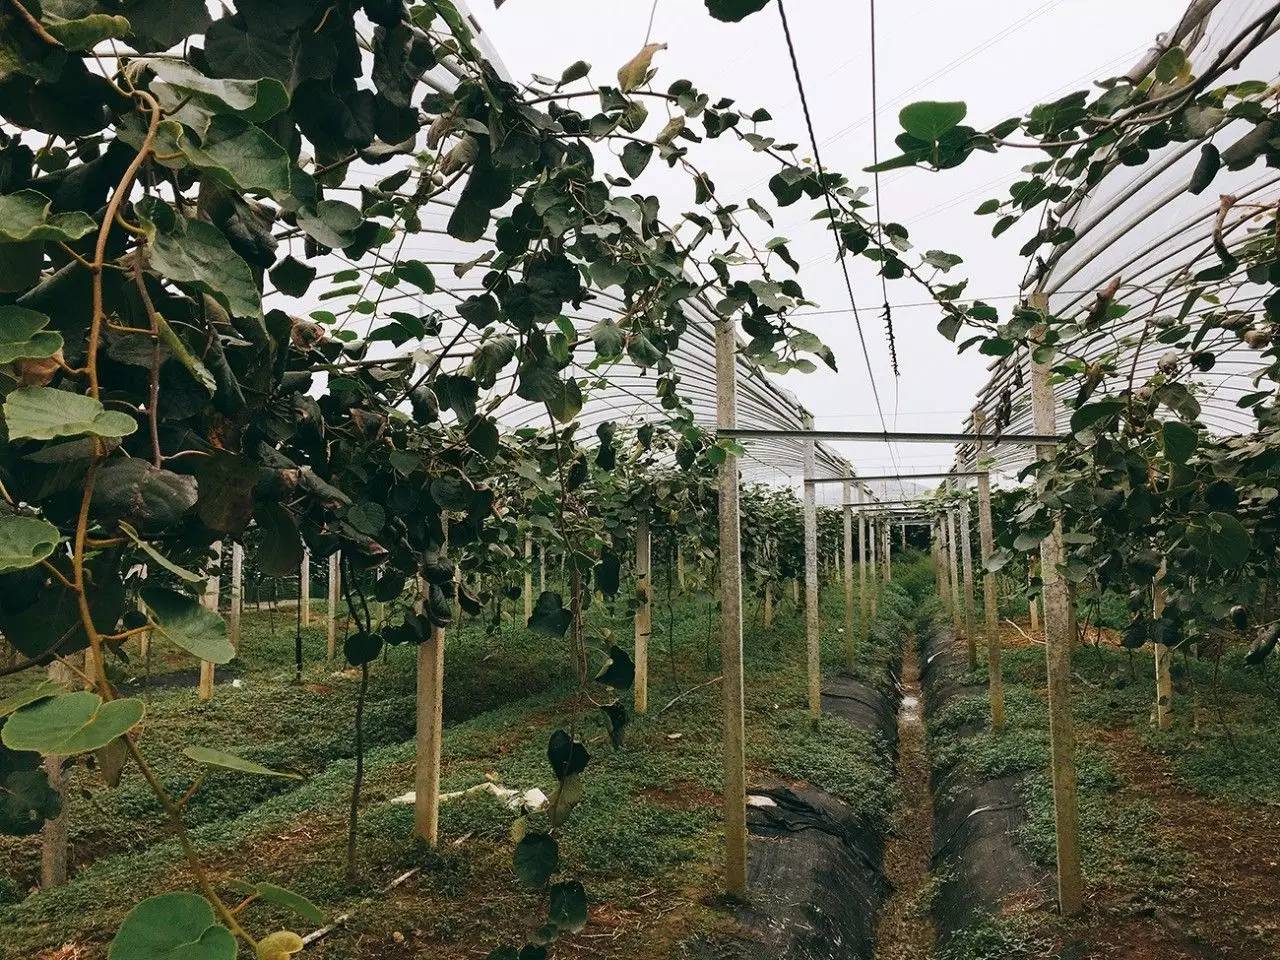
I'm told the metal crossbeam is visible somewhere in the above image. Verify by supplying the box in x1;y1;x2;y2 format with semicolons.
806;470;987;485
720;428;1061;445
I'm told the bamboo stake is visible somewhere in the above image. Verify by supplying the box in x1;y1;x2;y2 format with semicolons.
842;480;855;671
1028;292;1083;917
326;551;340;661
634;515;651;715
868;510;878;620
676;546;686;592
802;427;821;720
973;409;1005;732
414;620;445;845
882;516;892;582
715;310;747;897
1153;562;1173;730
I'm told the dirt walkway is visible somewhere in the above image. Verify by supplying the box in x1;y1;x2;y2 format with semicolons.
874;638;936;960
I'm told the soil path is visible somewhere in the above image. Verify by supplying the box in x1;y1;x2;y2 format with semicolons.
873;636;936;960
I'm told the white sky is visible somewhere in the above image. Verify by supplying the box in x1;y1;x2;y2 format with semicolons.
467;0;1187;489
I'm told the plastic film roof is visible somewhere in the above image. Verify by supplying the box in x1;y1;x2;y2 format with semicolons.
294;1;854;487
957;0;1280;474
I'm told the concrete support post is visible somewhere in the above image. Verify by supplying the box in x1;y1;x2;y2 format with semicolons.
1029;293;1083;917
946;504;962;636
715;310;747;896
973;409;1005;731
523;534;534;624
199;541;221;701
414;624;445;845
842;480;855;671
327;551;340;660
858;489;869;640
958;476;977;669
634;515;651;715
1153;562;1173;730
802;424;820;720
299;547;311;626
229;542;243;649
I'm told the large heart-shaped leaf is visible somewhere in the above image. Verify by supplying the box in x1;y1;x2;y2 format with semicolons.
0;514;61;572
0;306;62;363
143;587;235;664
899;101;967;143
108;892;236;960
147;212;263;321
705;0;771;21
2;692;144;755
4;387;137;441
175;115;292;199
513;831;558;888
93;460;198;533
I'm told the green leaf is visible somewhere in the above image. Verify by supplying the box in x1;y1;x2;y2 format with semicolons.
0;514;60;572
398;260;435;293
3;692;144;756
0;191;96;243
269;256;316;297
620;141;652;178
1154;46;1189;83
183;746;301;779
253;503;303;577
1161;420;1197;465
108;892;236;960
143;587;235;664
548;880;588;933
513;832;558;887
590;319;624;359
3;387;137;441
146;59;288;123
120;0;211;50
175;115;291;198
1189;512;1251;569
202;14;294;85
147;213;263;321
899;101;967;143
528;591;571;637
595;645;635;690
430;473;475;512
705;0;771;21
119;522;203;583
44;13;131;50
346;501;386;536
1069;399;1123;435
93;460;198;532
0;680;61;720
225;881;323;925
0;306;62;363
0;744;61;835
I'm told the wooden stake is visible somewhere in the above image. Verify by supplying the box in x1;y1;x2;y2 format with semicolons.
882;516;892;582
327;551;340;661
676;546;686;592
868;510;878;621
842;480;855;671
634;515;651;715
414;625;445;845
300;548;311;627
1153;562;1173;730
973;409;1006;732
40;658;76;888
1029;293;1083;917
137;564;149;660
802;428;820;720
522;535;534;624
958;479;978;668
715;310;747;897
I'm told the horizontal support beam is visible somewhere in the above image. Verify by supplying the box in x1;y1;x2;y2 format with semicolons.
721;428;1061;445
843;499;939;509
807;470;987;485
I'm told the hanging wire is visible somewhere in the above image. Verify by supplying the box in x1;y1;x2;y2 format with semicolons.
775;0;902;479
867;0;898;375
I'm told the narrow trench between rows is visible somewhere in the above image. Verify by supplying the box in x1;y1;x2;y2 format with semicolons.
874;630;937;960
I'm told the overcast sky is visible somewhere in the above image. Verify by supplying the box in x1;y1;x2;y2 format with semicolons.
461;0;1187;492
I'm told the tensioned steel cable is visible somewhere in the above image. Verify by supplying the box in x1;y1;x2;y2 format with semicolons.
775;0;903;478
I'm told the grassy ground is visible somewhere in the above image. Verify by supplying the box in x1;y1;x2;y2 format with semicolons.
929;614;1280;960
0;569;908;959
